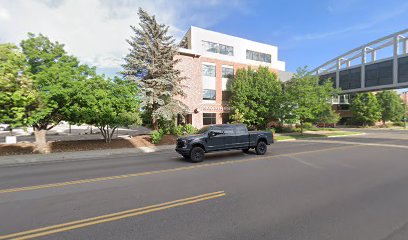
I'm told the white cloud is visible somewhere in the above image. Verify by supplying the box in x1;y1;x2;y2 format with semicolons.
0;0;246;69
0;6;9;21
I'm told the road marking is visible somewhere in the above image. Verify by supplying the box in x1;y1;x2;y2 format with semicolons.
0;144;361;195
296;139;408;149
286;155;322;169
0;191;226;240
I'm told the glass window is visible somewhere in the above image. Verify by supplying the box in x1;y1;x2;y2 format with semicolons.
223;126;234;134
219;44;227;55
265;54;271;63
222;67;234;78
203;89;216;100
203;113;216;125
202;41;218;53
246;50;271;63
202;41;233;56
198;126;211;134
236;125;248;134
202;64;216;77
226;46;234;56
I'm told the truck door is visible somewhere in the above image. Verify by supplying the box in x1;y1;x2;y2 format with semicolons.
235;125;249;148
207;126;226;151
223;126;236;149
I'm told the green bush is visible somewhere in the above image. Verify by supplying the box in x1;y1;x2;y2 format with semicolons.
275;126;297;133
393;121;405;127
184;124;198;135
265;128;275;134
151;129;165;144
171;125;184;136
302;122;314;129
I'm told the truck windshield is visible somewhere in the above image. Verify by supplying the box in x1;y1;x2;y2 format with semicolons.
198;126;210;134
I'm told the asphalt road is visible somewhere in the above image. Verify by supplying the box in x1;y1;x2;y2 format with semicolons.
0;129;408;239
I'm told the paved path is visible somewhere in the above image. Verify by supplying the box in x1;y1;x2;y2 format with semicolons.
0;130;408;239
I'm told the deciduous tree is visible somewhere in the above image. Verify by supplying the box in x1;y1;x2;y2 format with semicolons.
285;67;339;134
72;76;141;143
350;92;381;126
376;90;404;124
20;33;96;152
230;67;283;128
0;44;36;132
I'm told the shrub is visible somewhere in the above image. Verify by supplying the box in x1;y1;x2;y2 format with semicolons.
266;128;275;134
275;125;297;133
184;124;198;135
151;129;165;144
171;125;184;136
393;121;405;127
302;122;314;129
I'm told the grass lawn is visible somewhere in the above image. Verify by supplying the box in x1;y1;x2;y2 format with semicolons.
275;131;362;141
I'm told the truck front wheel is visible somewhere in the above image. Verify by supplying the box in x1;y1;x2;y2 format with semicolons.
255;141;267;155
190;146;205;163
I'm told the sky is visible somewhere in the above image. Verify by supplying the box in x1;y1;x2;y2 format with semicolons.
1;0;408;78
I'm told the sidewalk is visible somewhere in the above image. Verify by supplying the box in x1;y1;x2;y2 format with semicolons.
0;145;174;167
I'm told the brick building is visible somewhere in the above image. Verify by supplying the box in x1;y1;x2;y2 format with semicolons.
175;26;287;129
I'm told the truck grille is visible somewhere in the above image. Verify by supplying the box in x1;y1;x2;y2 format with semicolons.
176;140;185;148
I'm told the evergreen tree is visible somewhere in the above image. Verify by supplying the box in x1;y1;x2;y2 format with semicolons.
123;8;187;130
350;92;381;126
376;90;404;124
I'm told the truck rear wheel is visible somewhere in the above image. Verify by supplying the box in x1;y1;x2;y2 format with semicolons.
190;146;205;163
255;141;267;155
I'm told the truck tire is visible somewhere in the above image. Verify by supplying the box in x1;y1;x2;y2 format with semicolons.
190;146;205;163
255;141;267;155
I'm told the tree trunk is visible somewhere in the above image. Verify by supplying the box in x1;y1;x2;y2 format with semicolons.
152;118;158;130
300;121;304;136
34;129;49;154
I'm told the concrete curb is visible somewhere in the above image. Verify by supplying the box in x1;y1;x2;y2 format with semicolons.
0;145;175;167
275;132;366;142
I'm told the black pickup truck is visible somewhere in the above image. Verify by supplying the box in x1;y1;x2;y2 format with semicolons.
175;124;273;163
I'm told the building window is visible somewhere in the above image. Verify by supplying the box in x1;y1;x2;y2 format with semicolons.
202;41;233;56
222;67;234;78
203;113;216;125
202;64;216;77
246;50;271;63
222;91;232;101
177;114;192;125
203;89;216;100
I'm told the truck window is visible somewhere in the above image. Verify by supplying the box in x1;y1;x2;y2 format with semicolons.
223;126;234;135
236;125;247;134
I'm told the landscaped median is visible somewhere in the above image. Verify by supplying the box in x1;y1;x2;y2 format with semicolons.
275;131;363;141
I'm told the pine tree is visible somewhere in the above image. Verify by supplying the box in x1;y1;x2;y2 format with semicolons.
122;8;187;130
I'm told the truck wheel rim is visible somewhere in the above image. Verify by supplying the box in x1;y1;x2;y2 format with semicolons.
259;144;266;153
194;150;203;159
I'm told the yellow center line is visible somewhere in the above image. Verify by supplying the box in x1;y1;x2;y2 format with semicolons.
0;144;362;194
0;191;226;240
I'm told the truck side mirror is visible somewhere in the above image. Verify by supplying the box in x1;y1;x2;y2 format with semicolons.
208;131;216;137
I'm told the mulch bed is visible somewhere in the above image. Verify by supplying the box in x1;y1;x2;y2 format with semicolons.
0;135;177;156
